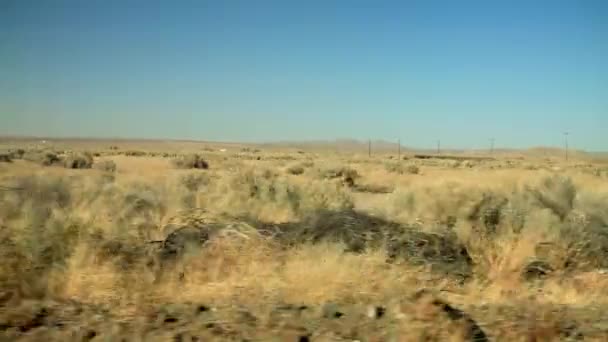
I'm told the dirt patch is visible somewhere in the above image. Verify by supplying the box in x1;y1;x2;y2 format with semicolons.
2;296;606;341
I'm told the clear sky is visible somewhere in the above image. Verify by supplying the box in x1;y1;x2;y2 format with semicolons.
1;0;607;150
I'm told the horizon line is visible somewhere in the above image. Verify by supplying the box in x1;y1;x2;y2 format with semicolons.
0;134;602;153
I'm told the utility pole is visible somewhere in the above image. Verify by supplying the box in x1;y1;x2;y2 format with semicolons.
368;139;371;158
564;132;569;162
489;138;495;155
436;140;441;155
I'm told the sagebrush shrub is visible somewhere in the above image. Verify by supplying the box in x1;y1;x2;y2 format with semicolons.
172;154;209;169
317;164;359;187
9;149;25;159
203;167;353;221
0;153;12;163
63;152;94;169
286;163;308;175
123;150;147;157
93;160;117;173
385;162;419;174
23;150;61;166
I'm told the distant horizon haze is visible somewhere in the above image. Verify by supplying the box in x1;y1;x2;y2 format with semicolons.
1;0;606;151
0;134;599;154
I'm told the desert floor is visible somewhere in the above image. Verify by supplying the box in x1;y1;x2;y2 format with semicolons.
1;139;608;341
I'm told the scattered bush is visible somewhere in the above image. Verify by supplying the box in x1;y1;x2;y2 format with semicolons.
179;172;210;192
318;165;360;187
9;149;25;159
63;152;94;169
93;160;117;173
301;160;314;168
241;147;261;153
0;174;83;294
286;165;305;175
2;152;608;341
591;167;608;178
385;162;419;175
286;162;312;175
353;183;394;194
462;160;475;168
203;168;354;221
403;164;419;175
524;175;576;221
23;150;62;166
123;150;147;157
0;153;12;163
172;154;209;169
384;162;402;173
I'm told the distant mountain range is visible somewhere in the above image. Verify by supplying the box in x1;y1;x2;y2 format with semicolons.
0;135;604;159
260;139;594;156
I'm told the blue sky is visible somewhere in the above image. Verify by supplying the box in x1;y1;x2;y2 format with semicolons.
1;0;607;150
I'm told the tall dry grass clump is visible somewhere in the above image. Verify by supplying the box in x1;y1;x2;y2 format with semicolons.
386;173;608;281
202;167;354;222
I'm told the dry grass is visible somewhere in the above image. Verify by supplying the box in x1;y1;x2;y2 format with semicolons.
1;141;608;340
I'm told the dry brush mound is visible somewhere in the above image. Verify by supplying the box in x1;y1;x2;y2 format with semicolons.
261;209;473;278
